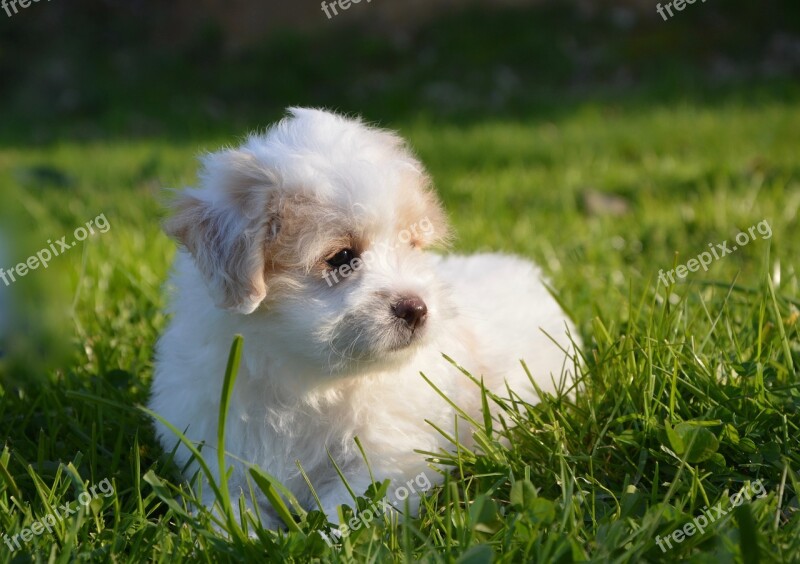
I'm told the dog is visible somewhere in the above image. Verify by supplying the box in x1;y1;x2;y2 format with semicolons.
150;107;579;529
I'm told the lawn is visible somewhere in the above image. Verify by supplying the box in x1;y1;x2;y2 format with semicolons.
1;3;799;562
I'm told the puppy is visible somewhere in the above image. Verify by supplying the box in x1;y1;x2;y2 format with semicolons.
150;107;579;528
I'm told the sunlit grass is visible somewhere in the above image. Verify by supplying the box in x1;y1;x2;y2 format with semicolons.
1;97;799;561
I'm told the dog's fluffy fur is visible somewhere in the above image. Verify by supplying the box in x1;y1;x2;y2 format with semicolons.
150;107;579;526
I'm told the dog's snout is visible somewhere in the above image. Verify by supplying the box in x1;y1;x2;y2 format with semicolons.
393;296;428;330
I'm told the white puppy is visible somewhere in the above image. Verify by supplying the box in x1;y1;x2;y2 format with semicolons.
150;107;578;528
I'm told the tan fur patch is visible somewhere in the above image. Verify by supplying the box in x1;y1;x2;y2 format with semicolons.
394;171;451;249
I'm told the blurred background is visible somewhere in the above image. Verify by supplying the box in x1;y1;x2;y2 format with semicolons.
2;0;799;141
0;0;798;376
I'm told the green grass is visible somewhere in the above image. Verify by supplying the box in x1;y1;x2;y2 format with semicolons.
2;98;798;562
1;4;800;562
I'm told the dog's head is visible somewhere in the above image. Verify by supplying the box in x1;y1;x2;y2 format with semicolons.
165;108;451;374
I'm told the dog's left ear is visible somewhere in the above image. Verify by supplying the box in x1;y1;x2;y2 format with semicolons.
164;149;279;314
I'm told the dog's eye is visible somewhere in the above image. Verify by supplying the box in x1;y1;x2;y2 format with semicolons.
326;249;357;268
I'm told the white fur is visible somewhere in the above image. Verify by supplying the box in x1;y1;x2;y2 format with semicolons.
150;108;579;527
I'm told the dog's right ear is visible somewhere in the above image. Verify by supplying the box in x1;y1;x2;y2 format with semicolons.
164;149;279;315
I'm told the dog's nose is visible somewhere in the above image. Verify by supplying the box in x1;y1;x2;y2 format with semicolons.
393;296;428;330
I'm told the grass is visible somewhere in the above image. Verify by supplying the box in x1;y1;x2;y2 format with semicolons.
1;3;800;562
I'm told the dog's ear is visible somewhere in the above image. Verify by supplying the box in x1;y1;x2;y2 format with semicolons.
164;149;279;314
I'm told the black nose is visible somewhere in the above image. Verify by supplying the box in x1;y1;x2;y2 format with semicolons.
393;296;428;331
